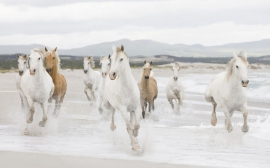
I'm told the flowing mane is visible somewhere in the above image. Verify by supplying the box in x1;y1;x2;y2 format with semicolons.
47;49;61;71
226;51;249;79
116;46;128;59
31;48;44;58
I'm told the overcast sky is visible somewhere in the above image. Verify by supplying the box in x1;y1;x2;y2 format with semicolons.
0;0;270;49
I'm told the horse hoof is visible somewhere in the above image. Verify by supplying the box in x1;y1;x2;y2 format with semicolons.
242;125;249;132
39;121;46;127
132;145;140;151
142;112;145;119
110;125;116;131
211;118;217;126
27;119;33;123
227;125;233;132
24;128;30;136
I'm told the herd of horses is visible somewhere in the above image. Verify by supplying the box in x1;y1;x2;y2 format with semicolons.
15;44;250;150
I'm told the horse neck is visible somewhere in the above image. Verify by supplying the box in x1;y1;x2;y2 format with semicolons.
227;72;242;90
118;63;133;85
33;65;45;82
51;63;59;82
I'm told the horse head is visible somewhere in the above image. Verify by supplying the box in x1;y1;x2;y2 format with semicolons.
29;48;44;76
109;44;129;80
142;60;152;79
17;54;28;76
229;52;249;87
45;47;59;74
83;56;95;74
100;54;111;78
171;62;180;81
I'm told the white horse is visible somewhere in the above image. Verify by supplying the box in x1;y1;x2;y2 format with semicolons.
83;56;101;101
205;52;249;132
98;55;111;113
20;48;54;130
166;62;184;113
103;45;141;150
16;54;29;111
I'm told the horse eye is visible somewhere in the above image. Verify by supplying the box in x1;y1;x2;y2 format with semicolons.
53;57;55;59
150;68;152;70
24;62;26;64
38;58;40;60
108;63;110;65
236;65;239;68
120;58;123;61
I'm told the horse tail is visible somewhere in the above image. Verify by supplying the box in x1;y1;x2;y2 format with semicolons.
150;71;154;77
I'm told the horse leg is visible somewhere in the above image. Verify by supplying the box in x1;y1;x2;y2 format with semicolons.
141;99;146;118
240;104;249;132
53;98;60;116
39;103;48;127
98;96;103;114
104;99;116;130
133;107;141;138
119;107;138;150
223;108;233;132
26;98;35;124
90;88;96;101
19;92;24;111
169;98;174;109
152;102;155;111
148;100;153;113
211;104;217;126
84;86;92;101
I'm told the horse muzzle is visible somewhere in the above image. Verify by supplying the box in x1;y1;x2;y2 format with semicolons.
30;69;36;75
84;70;88;74
109;72;116;80
19;71;23;76
46;68;52;73
145;76;149;79
174;77;178;81
242;80;249;87
102;72;107;78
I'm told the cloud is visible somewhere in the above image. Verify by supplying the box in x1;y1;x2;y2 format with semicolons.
0;0;270;48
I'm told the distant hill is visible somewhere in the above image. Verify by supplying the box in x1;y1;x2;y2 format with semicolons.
0;39;270;57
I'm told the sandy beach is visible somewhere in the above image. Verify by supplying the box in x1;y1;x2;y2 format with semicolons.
0;67;270;168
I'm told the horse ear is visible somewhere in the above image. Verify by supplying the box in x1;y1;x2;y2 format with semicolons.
45;47;48;52
120;45;124;51
88;56;91;60
112;45;116;52
23;55;27;59
144;60;146;65
150;61;152;65
17;54;20;58
108;54;111;59
54;47;57;52
243;52;247;58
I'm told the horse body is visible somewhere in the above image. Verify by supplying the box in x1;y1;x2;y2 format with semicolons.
16;54;29;110
45;47;67;115
205;52;249;132
20;48;54;130
83;56;101;101
98;55;111;113
166;63;184;113
138;61;158;118
103;45;141;150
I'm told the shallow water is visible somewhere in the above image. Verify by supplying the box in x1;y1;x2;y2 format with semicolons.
0;70;270;168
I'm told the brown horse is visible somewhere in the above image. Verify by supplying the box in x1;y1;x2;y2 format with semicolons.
138;61;158;118
45;47;67;115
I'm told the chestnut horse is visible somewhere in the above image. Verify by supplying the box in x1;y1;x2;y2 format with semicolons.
138;61;158;118
45;47;67;115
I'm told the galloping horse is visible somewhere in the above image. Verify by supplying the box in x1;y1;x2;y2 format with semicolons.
205;52;249;132
166;62;184;113
98;55;111;113
138;61;158;118
45;47;67;115
20;48;54;132
83;56;101;101
103;45;141;150
16;54;29;111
